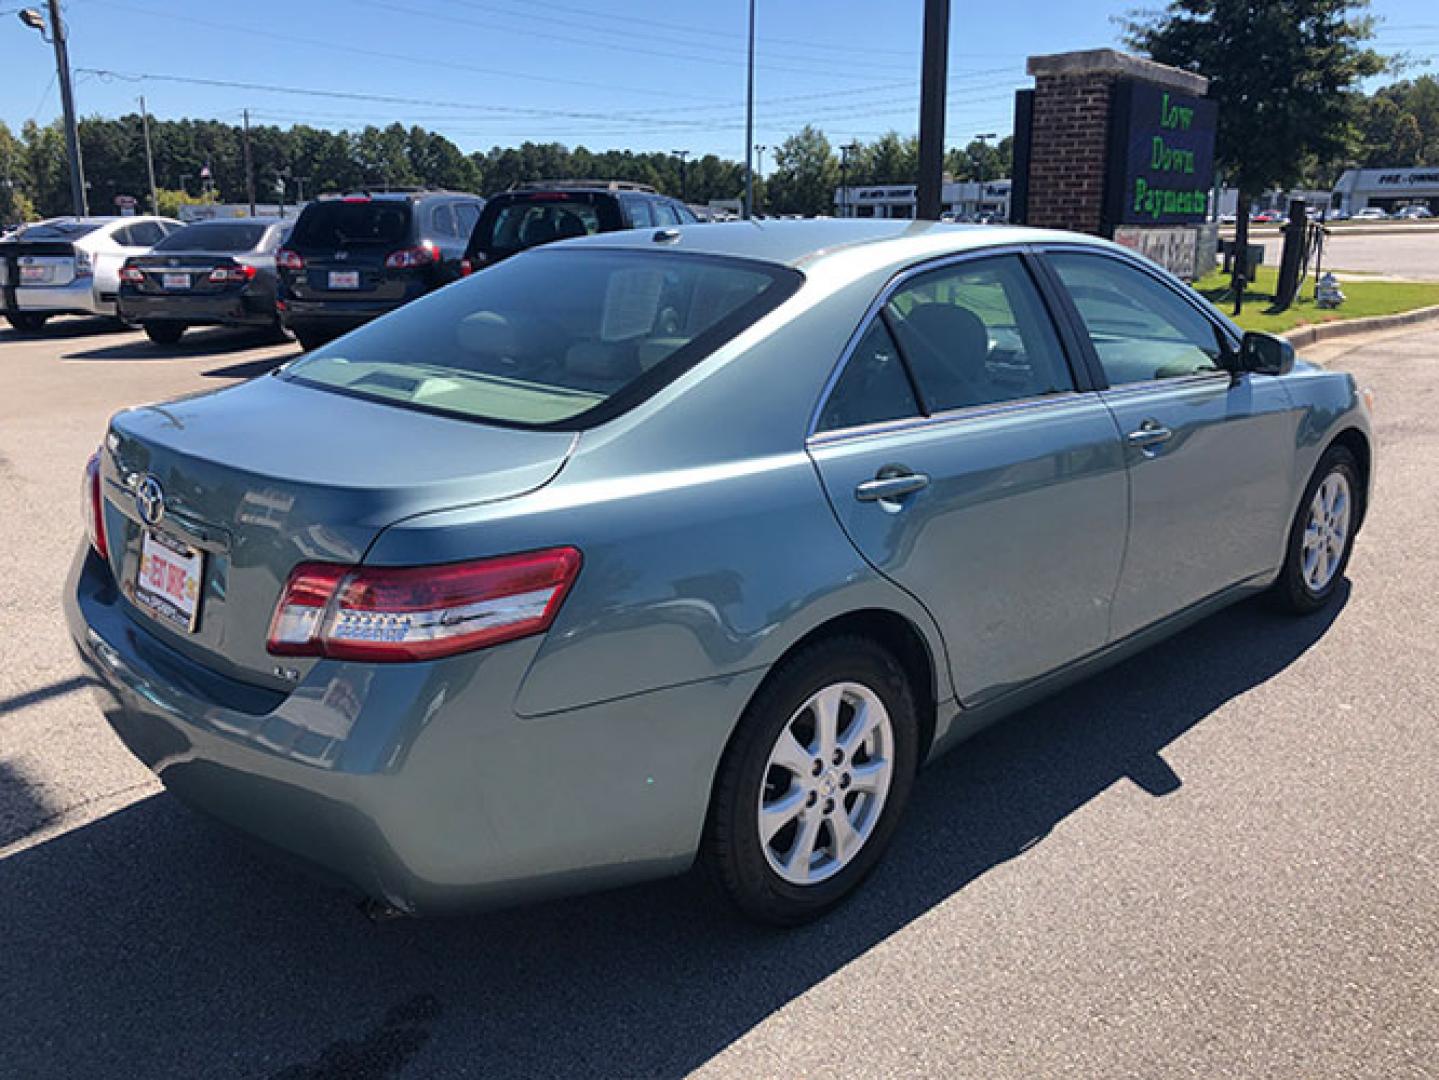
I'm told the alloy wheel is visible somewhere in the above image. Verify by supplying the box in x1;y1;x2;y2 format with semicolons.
1302;471;1352;593
757;681;895;885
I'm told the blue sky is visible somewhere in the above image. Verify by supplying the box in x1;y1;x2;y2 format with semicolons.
2;0;1436;164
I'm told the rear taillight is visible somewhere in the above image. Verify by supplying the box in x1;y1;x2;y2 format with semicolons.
73;248;93;278
384;244;438;270
267;547;583;661
209;264;257;283
459;258;473;276
277;248;304;271
82;450;109;561
119;264;145;283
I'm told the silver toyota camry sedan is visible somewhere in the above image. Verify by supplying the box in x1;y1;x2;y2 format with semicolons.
66;220;1373;924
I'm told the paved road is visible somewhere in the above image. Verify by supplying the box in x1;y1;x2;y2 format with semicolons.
1247;229;1439;280
0;318;1435;1079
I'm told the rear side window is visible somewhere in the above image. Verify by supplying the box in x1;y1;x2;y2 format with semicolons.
121;221;165;247
154;222;268;252
289;201;412;248
455;202;481;237
479;198;604;257
285;249;801;429
886;255;1073;412
817;320;919;432
624;197;655;228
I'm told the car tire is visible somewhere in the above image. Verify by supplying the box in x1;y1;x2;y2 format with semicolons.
143;322;186;345
1270;444;1361;614
703;635;920;926
5;313;49;333
294;329;331;352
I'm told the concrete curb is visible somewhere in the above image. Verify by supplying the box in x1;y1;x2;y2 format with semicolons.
1282;303;1439;349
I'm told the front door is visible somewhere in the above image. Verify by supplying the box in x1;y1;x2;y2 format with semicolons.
808;253;1129;706
1044;249;1299;639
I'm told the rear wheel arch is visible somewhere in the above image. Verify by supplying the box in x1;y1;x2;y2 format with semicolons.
739;608;940;765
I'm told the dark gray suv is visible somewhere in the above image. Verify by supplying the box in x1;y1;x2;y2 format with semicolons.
276;189;485;351
462;181;699;273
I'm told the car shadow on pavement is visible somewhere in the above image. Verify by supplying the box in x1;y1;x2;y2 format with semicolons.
0;315;130;343
0;589;1347;1080
202;354;299;379
60;326;285;362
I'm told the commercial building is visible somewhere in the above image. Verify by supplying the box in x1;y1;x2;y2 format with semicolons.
835;179;1011;220
1331;167;1439;215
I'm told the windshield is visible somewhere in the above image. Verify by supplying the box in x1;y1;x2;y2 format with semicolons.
289;201;411;248
284;248;801;429
154;222;269;253
6;219;105;242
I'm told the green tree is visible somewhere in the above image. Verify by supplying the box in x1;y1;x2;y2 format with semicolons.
1124;0;1386;201
767;126;838;216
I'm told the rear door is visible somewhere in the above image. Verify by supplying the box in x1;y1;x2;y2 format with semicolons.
1041;248;1298;639
807;251;1129;706
285;198;415;301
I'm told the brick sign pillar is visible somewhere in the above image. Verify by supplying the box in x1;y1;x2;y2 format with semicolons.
1011;48;1219;279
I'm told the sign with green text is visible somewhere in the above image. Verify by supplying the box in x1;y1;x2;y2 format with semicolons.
1105;79;1217;228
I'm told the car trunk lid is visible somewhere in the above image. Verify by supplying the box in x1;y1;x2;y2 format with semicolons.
100;374;575;690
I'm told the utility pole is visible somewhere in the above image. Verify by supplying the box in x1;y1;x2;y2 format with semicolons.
242;108;256;216
743;0;756;220
754;144;767;213
916;0;950;221
839;143;855;218
21;3;87;214
672;149;690;202
139;96;159;215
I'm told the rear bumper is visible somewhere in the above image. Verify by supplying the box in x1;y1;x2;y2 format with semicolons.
4;277;113;317
65;544;753;914
279;295;417;333
118;291;277;328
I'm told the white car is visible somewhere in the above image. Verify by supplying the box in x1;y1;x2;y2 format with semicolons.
1352;207;1388;221
0;216;183;332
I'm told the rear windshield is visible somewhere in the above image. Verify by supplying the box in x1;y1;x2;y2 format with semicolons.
284;248;802;429
477;197;612;257
154;222;269;252
6;220;104;242
289;201;411;248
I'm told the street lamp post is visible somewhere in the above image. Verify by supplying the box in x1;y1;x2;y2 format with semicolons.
973;131;997;217
19;3;87;215
672;149;690;202
839;143;858;218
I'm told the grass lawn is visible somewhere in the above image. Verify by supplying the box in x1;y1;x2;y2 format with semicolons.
1190;265;1439;335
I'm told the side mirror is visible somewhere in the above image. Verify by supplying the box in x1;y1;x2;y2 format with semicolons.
1238;331;1295;376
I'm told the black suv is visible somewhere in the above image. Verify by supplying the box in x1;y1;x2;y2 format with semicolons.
277;189;485;350
462;181;699;272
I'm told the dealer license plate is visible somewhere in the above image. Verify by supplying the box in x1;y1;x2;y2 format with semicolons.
20;265;52;283
162;273;191;290
134;530;204;633
328;270;360;289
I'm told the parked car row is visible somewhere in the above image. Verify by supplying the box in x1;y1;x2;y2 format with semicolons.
3;180;705;348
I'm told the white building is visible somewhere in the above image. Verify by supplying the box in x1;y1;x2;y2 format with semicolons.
1332;167;1439;215
835;179;1011;221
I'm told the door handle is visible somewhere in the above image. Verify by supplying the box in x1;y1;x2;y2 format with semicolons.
1126;420;1173;449
855;473;930;503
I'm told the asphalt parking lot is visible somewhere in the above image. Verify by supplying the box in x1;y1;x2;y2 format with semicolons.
1;317;1435;1079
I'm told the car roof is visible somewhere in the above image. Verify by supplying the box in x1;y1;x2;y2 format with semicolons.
554;218;1117;271
177;216;285;227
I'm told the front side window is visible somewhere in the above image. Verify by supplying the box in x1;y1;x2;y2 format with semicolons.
284;249;801;429
1048;252;1231;386
885;254;1074;413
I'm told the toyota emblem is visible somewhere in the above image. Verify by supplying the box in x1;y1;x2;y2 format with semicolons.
135;475;165;527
